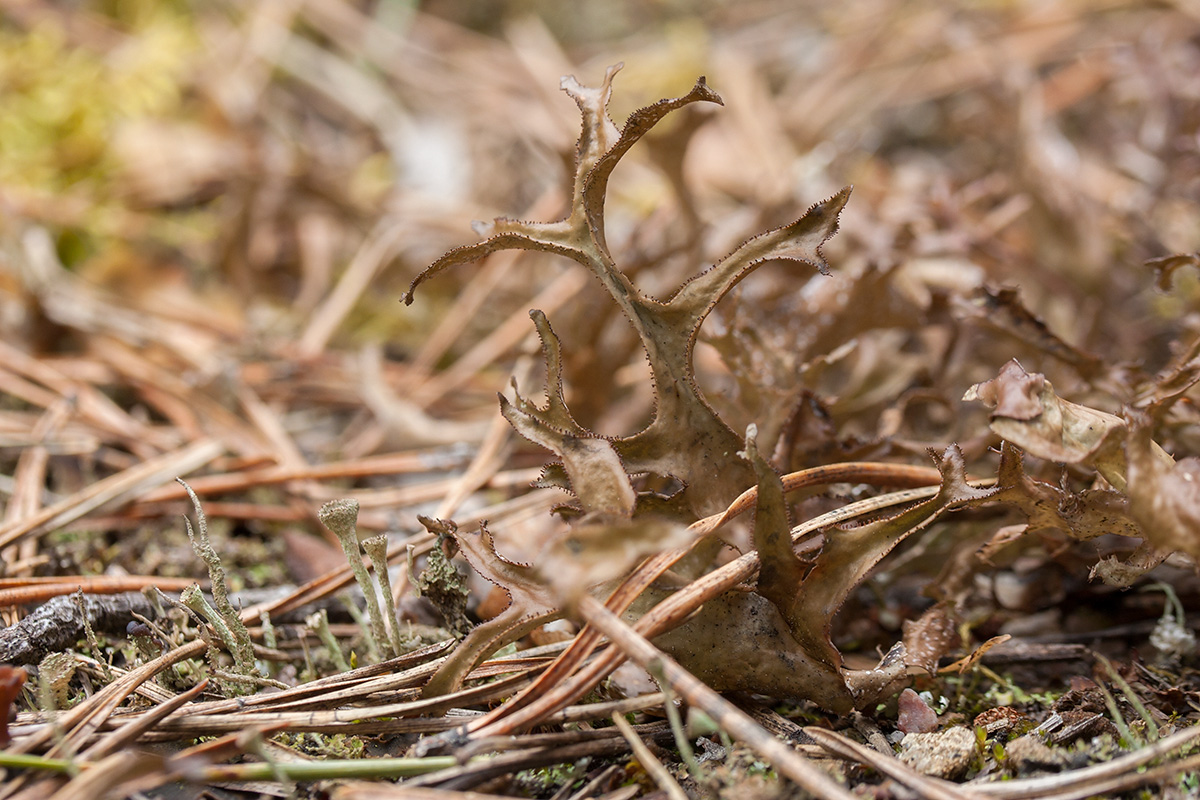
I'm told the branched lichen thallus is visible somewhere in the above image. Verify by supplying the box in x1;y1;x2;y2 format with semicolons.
401;66;1006;713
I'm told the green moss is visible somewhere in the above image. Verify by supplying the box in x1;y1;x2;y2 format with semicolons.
275;732;367;760
513;761;586;797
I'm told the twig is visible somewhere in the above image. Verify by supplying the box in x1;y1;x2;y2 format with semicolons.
611;712;689;800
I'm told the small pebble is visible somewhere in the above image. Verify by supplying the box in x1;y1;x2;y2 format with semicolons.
898;687;939;734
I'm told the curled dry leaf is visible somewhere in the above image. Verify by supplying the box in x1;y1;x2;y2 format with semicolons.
968;362;1186;585
990;442;1162;588
965;360;1128;487
988;443;1140;543
1126;412;1200;558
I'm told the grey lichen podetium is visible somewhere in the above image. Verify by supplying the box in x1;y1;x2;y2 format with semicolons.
181;584;254;675
178;479;257;675
363;534;404;659
319;499;390;660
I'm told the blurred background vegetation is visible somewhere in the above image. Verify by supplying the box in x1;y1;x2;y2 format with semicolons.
2;0;1199;533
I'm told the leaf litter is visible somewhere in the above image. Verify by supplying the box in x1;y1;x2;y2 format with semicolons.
2;2;1200;798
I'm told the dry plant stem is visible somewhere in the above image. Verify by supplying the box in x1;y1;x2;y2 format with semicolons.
139;448;454;503
78;680;208;761
133;670;536;737
362;535;403;658
0;438;222;550
45;750;162;800
0;576;199;609
693;461;944;536
331;786;536;800
577;594;856;800
1036;752;1200;800
189;754;461;784
610;713;689;800
145;640;453;717
401;736;675;792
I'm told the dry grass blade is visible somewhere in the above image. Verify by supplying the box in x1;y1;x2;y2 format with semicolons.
79;678;209;760
332;786;520;800
969;723;1200;799
0;439;223;550
0;575;199;607
44;750;164;800
8;637;208;758
610;713;689;800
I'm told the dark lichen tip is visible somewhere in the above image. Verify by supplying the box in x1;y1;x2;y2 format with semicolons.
811;185;853;222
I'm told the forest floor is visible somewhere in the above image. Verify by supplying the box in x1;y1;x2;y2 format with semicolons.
2;1;1200;798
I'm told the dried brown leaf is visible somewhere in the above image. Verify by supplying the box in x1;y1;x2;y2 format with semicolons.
1126;411;1200;559
940;634;1011;674
967;359;1045;421
965;359;1127;487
